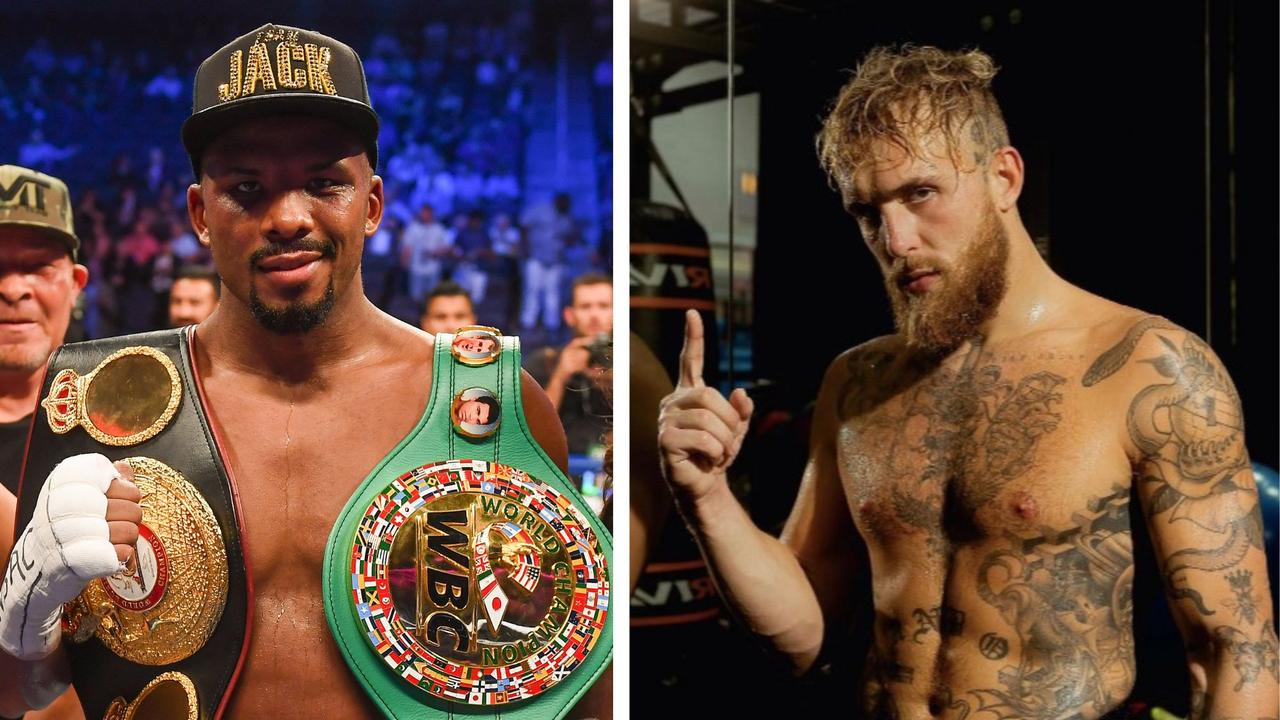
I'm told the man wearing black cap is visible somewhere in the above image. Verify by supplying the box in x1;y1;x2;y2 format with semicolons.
1;24;609;720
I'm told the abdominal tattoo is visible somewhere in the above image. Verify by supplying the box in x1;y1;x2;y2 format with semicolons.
865;488;1136;720
965;485;1136;719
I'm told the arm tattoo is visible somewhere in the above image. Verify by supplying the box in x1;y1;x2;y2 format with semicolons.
1223;570;1263;625
1126;332;1261;615
1214;624;1280;691
1081;315;1178;387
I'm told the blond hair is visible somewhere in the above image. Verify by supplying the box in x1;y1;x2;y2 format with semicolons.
816;45;1009;206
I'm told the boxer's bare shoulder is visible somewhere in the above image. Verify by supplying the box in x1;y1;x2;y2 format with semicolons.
829;334;911;422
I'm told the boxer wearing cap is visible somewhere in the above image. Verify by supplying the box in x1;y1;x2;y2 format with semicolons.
658;46;1276;718
1;23;610;720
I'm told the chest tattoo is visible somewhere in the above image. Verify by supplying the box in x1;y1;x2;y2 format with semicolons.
840;338;1067;553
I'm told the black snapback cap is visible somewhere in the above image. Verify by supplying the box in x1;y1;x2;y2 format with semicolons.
182;23;379;177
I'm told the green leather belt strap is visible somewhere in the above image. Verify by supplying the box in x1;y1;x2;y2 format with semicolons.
322;332;612;719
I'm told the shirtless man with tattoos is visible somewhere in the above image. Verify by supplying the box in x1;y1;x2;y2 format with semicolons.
658;46;1277;719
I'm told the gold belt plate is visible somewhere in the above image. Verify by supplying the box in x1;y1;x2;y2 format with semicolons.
41;346;182;446
349;459;610;705
65;457;228;665
102;671;198;720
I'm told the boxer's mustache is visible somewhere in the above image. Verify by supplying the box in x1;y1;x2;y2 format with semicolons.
890;258;946;287
249;238;337;266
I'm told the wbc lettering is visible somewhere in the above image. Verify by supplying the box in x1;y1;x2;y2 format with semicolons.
420;509;472;653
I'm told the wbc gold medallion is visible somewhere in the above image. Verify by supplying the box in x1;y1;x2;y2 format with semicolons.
41;346;182;446
64;457;228;666
349;460;609;705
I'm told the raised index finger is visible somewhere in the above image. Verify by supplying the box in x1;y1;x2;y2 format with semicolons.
678;309;706;388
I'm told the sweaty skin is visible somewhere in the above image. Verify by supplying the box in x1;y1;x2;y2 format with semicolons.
198;329;567;720
659;127;1276;719
3;116;578;720
833;314;1138;719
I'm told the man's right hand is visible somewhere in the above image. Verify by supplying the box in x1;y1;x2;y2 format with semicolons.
658;310;754;505
0;454;141;661
554;336;593;380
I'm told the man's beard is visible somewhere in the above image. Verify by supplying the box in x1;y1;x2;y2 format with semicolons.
884;204;1009;356
249;283;336;334
248;239;338;335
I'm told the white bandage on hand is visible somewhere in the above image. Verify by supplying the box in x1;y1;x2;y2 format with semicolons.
0;454;124;660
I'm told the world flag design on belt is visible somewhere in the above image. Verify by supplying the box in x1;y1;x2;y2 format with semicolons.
492;521;541;592
349;459;609;705
473;531;509;631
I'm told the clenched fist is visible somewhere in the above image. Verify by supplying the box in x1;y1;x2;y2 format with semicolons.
0;454;142;660
658;310;754;504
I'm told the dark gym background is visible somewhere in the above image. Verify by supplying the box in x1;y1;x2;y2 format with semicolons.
632;1;1277;716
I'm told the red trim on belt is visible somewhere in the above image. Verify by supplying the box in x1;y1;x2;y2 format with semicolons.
187;326;254;720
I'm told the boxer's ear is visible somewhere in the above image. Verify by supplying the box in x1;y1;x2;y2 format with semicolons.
989;146;1024;212
187;184;211;246
364;172;384;237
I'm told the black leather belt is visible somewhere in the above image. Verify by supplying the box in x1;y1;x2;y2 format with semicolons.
15;327;249;720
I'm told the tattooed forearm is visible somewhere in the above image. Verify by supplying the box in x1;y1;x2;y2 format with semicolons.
1214;624;1279;692
1224;570;1263;625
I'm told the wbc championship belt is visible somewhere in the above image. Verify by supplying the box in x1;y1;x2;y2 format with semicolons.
322;327;612;719
14;327;248;720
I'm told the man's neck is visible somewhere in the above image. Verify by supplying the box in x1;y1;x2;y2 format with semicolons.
978;228;1076;346
197;289;391;384
0;369;42;424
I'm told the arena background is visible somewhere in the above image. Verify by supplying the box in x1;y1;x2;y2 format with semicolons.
0;0;612;351
0;0;616;508
632;1;1277;717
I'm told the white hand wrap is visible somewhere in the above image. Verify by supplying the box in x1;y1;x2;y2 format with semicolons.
0;454;123;660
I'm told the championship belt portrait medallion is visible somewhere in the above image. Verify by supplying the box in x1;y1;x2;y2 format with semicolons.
64;457;229;666
451;387;501;439
348;459;610;705
450;326;502;367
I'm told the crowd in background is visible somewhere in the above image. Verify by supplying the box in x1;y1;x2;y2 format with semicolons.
0;0;613;353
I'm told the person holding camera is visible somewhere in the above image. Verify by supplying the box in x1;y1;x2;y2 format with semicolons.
527;271;612;455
